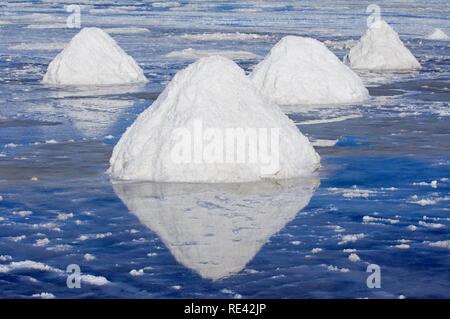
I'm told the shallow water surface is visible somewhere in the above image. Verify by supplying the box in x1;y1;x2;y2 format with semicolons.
1;0;450;298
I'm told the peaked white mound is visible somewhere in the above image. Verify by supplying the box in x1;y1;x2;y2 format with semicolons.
345;20;421;71
109;56;320;183
42;27;147;85
426;28;449;41
250;36;369;106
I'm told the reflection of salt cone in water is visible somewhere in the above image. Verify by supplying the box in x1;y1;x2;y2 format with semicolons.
58;98;130;138
113;177;319;280
49;86;144;138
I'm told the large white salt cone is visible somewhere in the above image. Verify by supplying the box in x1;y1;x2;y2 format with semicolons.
426;28;449;41
42;27;148;85
345;20;421;71
113;176;319;280
250;36;369;106
109;56;320;183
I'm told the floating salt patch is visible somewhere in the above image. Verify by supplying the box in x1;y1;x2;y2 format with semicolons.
32;292;55;299
323;264;350;273
42;27;147;85
12;210;32;217
428;240;450;250
381;187;398;191
47;244;71;252
104;27;150;34
178;32;271;41
251;36;368;105
426;28;449;41
296;114;362;125
418;221;445;229
311;139;338;147
33;238;50;247
0;260;61;273
8;43;66;51
328;186;377;199
324;39;357;50
345;20;421;71
423;215;450;222
83;253;96;261
109;56;319;182
26;23;66;29
32;222;59;231
330;225;345;233
338;233;365;245
165;48;258;60
77;232;112;241
80;274;110;286
413;180;438;188
152;1;180;7
8;235;26;242
57;212;73;221
362;215;399;225
348;253;360;262
4;143;19;148
129;269;144;276
409;196;437;206
0;255;12;261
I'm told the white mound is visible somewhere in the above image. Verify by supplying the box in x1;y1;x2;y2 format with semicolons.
42;27;147;85
109;56;320;182
113;177;319;280
345;20;421;71
426;28;449;41
250;36;369;106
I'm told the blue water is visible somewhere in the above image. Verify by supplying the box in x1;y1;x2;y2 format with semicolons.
1;1;450;298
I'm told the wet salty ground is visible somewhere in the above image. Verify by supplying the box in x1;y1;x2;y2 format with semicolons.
1;0;450;298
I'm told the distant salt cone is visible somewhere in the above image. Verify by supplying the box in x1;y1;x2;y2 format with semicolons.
109;56;320;183
345;20;421;71
42;27;148;85
250;36;369;106
426;28;449;41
